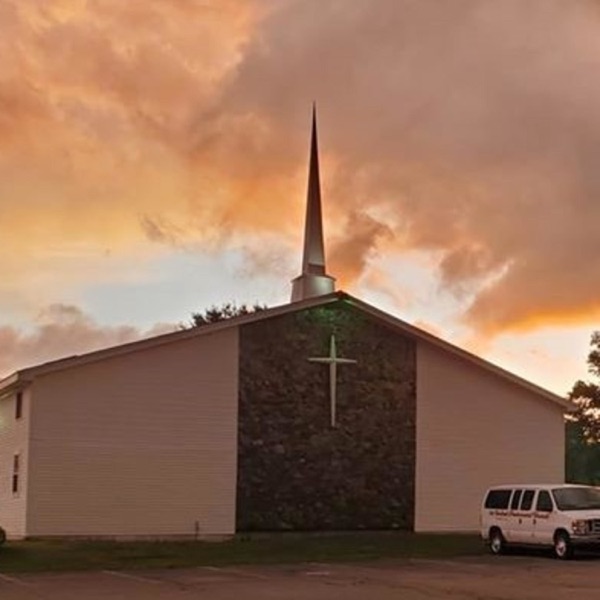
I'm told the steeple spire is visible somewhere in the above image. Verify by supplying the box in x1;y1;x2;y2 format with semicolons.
291;105;336;302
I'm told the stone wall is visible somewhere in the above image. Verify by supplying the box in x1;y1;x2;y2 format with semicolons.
237;299;416;531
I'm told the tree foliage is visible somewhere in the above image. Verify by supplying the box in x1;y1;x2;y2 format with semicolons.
566;331;600;483
567;332;600;442
187;302;267;328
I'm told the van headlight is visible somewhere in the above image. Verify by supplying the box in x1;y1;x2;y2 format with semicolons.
572;520;589;535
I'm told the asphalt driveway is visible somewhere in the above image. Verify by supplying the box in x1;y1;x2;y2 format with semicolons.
1;554;600;599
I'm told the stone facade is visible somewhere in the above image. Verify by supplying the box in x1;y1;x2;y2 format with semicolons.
237;299;416;531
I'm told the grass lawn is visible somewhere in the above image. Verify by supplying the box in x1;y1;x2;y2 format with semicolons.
0;532;485;573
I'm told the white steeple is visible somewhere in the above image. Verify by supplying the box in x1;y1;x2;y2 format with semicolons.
291;106;336;302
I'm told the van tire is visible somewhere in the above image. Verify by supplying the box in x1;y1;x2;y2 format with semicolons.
489;528;505;555
553;531;573;560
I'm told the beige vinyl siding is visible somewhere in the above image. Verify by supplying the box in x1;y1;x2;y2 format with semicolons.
415;342;565;532
27;327;238;538
0;389;30;539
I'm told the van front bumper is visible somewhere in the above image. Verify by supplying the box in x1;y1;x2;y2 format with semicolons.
570;534;600;548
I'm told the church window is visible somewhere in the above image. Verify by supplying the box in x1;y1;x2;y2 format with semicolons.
15;392;23;420
12;453;20;495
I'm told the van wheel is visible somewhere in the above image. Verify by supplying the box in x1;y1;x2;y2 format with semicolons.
553;531;573;560
489;528;505;555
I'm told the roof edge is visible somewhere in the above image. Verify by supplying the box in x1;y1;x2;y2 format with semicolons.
0;372;24;398
340;293;572;410
0;290;573;411
0;292;343;388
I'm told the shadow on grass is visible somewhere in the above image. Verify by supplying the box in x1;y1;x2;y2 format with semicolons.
0;532;485;573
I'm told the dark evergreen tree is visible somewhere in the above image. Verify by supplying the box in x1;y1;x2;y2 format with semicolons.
186;302;267;328
566;332;600;483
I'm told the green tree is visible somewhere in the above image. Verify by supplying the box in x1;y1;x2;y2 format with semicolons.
186;302;267;328
566;332;600;483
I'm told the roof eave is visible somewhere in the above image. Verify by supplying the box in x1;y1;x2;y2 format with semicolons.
340;293;572;411
0;372;31;398
0;292;343;382
0;290;573;412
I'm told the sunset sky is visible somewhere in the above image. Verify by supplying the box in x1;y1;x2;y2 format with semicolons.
1;0;599;395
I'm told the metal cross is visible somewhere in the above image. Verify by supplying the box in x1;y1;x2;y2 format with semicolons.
308;334;357;427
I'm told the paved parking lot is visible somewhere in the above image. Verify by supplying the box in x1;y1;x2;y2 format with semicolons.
1;554;600;599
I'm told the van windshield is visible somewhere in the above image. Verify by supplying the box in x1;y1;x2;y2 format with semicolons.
552;487;600;511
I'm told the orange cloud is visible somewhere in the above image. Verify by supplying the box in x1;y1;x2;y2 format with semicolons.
329;210;393;288
222;0;600;334
0;0;268;315
0;303;175;378
2;0;600;342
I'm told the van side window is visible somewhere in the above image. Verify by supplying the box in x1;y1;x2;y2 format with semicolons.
510;489;522;510
484;489;512;509
536;490;553;512
520;489;535;511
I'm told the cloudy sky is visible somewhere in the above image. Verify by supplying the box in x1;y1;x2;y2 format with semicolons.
1;0;599;394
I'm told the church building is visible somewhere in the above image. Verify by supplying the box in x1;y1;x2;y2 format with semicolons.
0;111;570;540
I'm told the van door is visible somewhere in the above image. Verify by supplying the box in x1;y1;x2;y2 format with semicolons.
513;488;536;543
483;489;513;539
506;489;523;542
533;489;555;545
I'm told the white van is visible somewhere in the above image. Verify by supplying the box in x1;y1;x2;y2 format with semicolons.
481;484;600;559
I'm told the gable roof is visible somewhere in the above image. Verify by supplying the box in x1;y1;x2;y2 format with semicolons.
0;291;572;410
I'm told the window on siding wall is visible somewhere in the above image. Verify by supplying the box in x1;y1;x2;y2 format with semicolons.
15;392;23;420
12;454;20;495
